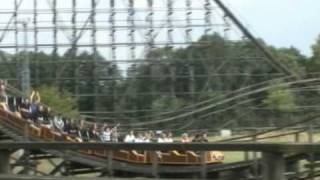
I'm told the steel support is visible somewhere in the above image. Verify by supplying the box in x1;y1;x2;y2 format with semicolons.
185;0;192;42
91;0;98;116
14;0;20;91
72;0;79;97
167;0;173;46
33;0;39;87
204;0;212;35
21;22;30;95
52;0;59;86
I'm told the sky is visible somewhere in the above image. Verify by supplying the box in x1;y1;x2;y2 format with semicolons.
0;0;319;57
225;0;320;56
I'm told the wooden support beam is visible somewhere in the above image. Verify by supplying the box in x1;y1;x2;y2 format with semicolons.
107;150;113;176
262;152;286;180
200;151;207;179
0;150;10;174
49;161;65;176
151;151;158;178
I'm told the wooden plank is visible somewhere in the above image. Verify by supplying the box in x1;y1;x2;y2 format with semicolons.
0;142;318;153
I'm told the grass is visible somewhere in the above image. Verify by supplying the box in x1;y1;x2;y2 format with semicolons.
223;151;245;163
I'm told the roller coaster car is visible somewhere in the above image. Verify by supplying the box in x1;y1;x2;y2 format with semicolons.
210;151;224;161
0;108;224;165
28;124;41;137
129;150;145;162
186;151;201;163
160;151;189;164
41;126;56;141
113;150;130;161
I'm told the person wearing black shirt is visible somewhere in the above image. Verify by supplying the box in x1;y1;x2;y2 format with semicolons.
19;99;31;119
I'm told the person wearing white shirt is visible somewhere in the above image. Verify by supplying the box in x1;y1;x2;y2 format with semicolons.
53;115;64;132
165;132;174;142
100;127;111;142
134;133;144;143
124;130;136;143
157;133;166;143
142;132;151;143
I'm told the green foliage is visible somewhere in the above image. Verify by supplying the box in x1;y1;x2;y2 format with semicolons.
152;96;186;113
312;35;320;60
37;85;80;118
272;47;306;75
2;31;319;128
263;81;296;112
306;35;320;72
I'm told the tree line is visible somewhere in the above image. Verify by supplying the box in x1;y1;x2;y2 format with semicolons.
1;33;320;130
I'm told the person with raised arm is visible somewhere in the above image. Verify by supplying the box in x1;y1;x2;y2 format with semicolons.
29;89;41;104
29;88;41;123
111;123;120;142
100;126;111;142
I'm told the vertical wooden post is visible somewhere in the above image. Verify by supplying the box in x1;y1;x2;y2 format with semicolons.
294;132;300;143
63;161;71;176
244;151;249;161
107;150;114;176
151;151;159;178
308;124;314;143
262;152;286;180
24;123;29;141
201;151;207;179
252;134;258;178
23;123;32;175
0;150;10;174
308;123;315;180
293;132;300;176
60;151;68;176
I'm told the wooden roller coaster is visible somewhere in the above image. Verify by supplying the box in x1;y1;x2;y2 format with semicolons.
0;107;231;178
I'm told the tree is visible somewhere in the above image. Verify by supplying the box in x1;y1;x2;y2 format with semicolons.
263;81;296;112
152;96;186;113
38;85;80;118
312;35;320;60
